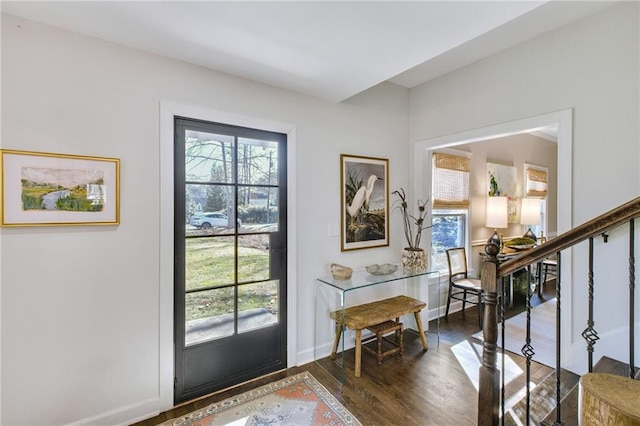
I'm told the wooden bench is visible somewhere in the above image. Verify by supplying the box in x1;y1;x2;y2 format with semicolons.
329;295;428;377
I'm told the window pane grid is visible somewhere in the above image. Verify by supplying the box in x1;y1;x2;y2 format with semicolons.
431;211;466;271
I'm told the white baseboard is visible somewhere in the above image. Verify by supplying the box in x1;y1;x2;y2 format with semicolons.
296;347;317;366
66;397;159;426
304;331;366;364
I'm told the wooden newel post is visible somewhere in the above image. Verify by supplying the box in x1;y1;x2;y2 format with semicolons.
478;243;500;426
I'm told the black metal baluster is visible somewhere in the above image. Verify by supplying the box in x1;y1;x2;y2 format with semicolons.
501;276;506;426
582;237;599;372
554;251;563;426
498;278;506;426
522;265;535;426
630;219;636;378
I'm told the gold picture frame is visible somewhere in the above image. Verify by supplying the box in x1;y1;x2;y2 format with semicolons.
340;154;389;251
0;149;120;226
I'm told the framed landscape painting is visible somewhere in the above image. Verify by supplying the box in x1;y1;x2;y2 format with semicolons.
340;154;389;251
0;149;120;226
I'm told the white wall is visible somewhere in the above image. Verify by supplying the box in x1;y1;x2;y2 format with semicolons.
409;2;639;373
0;14;410;425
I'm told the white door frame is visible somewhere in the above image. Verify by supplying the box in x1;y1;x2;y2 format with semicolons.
159;101;297;411
413;109;573;367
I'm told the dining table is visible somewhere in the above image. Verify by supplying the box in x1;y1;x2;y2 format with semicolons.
480;246;547;307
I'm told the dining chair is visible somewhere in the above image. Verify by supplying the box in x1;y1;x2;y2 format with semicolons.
537;258;558;297
446;247;484;328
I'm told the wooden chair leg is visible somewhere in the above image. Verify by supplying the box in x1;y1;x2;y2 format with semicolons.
445;284;453;318
537;262;543;298
462;289;467;312
376;331;383;364
543;263;554;285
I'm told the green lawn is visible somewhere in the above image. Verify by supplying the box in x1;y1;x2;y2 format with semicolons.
185;236;276;321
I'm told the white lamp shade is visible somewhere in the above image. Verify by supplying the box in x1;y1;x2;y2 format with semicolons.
520;198;541;226
486;196;508;228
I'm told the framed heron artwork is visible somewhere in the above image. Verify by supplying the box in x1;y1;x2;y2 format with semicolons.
340;154;389;251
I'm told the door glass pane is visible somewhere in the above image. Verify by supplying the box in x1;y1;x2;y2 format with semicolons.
186;236;235;290
238;186;279;233
238;234;269;283
185;287;235;346
237;138;278;185
185;130;234;183
187;184;238;236
238;281;279;333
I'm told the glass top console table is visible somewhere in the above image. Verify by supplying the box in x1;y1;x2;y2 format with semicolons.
314;266;439;382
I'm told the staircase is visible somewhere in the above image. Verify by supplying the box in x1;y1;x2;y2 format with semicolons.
505;368;579;426
477;196;640;425
539;357;640;425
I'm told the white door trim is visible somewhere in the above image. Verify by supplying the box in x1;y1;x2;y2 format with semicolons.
159;101;297;411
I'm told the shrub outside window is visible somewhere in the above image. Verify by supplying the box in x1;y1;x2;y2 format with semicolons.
431;210;466;271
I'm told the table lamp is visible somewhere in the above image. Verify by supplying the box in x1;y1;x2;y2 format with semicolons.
520;197;541;242
486;196;508;248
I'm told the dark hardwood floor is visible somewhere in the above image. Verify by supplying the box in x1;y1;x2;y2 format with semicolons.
134;284;556;425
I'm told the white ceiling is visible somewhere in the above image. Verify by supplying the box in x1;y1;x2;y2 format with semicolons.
1;1;614;102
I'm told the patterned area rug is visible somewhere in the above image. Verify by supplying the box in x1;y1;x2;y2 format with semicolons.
161;371;362;426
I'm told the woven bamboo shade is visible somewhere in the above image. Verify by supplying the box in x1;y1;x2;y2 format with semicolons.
526;167;548;198
432;152;470;209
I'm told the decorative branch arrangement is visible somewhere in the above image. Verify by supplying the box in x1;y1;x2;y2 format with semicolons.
392;188;431;250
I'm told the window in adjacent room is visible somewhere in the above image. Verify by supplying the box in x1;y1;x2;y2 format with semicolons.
431;151;470;271
524;163;549;240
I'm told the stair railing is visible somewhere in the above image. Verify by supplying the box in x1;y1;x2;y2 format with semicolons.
478;196;640;426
